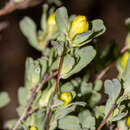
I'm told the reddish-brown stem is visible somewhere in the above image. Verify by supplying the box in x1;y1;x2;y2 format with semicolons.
36;71;58;93
27;108;37;115
45;56;64;130
54;56;64;95
94;46;128;83
97;104;117;130
120;46;128;54
13;71;58;130
0;0;43;16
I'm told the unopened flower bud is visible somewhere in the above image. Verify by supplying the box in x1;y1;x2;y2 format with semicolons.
60;92;72;105
121;51;130;69
126;116;130;127
29;126;37;130
47;13;56;35
69;16;89;38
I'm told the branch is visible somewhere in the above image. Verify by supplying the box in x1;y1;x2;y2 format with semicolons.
0;0;43;16
97;104;117;130
45;56;64;130
94;46;128;83
13;71;58;130
27;107;38;115
54;56;64;95
96;45;128;129
0;21;9;31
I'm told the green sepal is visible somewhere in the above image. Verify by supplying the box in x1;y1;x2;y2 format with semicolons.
72;31;93;47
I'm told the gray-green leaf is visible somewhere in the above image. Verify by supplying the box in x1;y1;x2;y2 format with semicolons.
112;112;127;121
4;119;17;129
91;19;106;37
61;82;74;92
61;54;75;77
56;7;68;34
18;87;28;106
62;46;96;79
94;80;102;91
55;106;76;120
0;92;10;108
79;110;95;129
104;79;121;116
41;4;48;32
58;115;81;130
20;17;41;51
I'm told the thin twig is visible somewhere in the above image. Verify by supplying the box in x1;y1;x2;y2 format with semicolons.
45;56;64;130
27;106;40;115
13;71;58;130
94;46;128;83
0;0;43;16
54;56;64;95
0;21;9;31
94;65;112;83
97;104;117;130
120;46;128;54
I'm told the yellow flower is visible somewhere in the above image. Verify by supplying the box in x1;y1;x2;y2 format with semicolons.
121;51;130;70
29;126;37;130
60;92;72;105
69;16;89;38
47;13;56;34
126;116;130;127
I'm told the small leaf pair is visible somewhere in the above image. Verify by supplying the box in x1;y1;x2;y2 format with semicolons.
61;46;96;79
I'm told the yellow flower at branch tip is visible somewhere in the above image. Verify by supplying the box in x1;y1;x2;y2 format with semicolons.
69;16;89;38
121;51;130;70
29;126;37;130
126;116;130;127
60;92;72;105
47;12;56;34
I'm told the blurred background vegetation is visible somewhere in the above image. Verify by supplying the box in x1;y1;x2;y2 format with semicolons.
0;0;130;129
